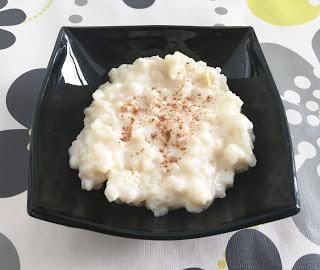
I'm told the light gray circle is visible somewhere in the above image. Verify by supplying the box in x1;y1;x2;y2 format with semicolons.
261;38;320;246
215;7;228;15
75;0;88;6
69;14;83;23
292;254;320;270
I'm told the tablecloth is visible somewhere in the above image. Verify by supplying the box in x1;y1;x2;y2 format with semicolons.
0;0;320;269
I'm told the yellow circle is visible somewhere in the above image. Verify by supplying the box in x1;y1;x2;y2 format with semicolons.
247;0;320;26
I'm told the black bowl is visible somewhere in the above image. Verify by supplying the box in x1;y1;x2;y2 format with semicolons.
27;26;299;240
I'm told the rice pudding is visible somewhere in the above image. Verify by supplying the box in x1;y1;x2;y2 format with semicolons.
68;52;256;216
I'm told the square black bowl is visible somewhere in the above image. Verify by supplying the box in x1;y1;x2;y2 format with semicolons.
27;26;299;240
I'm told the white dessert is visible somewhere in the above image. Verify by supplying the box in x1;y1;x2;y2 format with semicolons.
69;52;256;216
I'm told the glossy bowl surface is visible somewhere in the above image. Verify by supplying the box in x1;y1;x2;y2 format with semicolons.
28;26;299;240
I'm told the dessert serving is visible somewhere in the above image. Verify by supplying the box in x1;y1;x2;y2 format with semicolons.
68;52;256;216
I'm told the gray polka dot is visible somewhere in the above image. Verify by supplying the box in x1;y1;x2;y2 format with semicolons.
0;129;29;198
312;28;320;77
214;23;224;26
184;268;204;270
75;0;88;6
226;229;282;270
6;69;47;127
0;232;20;270
261;32;320;245
0;9;26;26
0;7;25;50
292;254;320;270
0;0;8;9
0;29;15;49
0;68;45;197
215;7;228;15
123;0;155;9
69;14;83;23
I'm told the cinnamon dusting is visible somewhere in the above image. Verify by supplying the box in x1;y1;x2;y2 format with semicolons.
119;84;213;168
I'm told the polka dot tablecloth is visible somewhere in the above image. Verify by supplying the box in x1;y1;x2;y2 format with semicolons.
0;0;320;269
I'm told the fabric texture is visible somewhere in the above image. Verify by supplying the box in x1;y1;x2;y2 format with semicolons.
0;0;319;269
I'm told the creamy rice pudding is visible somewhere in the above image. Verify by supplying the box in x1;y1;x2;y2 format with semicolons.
68;52;256;216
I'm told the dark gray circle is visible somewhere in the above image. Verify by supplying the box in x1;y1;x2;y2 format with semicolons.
0;232;20;270
6;69;46;127
226;229;282;270
0;129;29;198
0;29;15;50
215;7;228;15
0;0;8;9
123;0;155;9
75;0;87;6
292;254;320;270
69;14;83;23
184;268;204;270
0;9;26;26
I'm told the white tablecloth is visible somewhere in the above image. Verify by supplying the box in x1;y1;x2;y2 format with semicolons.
0;1;320;269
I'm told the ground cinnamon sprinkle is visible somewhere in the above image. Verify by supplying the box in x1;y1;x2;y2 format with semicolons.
121;125;132;142
169;157;178;163
207;95;213;102
159;115;166;121
120;84;211;167
165;130;171;141
132;107;139;114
